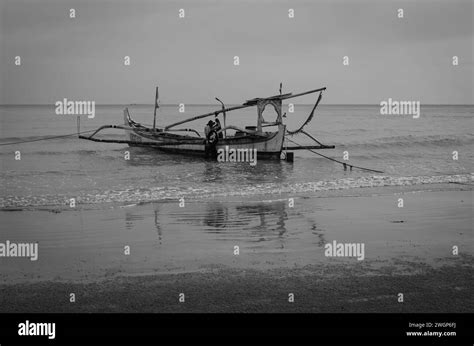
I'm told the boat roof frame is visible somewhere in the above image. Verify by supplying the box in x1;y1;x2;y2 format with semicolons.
163;87;326;130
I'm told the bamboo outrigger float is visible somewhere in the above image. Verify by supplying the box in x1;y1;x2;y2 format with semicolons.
79;85;335;160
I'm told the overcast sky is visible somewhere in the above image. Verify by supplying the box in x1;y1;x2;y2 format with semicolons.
0;0;472;105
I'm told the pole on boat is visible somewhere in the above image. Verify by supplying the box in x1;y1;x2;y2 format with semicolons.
215;97;226;139
164;87;326;130
279;87;326;101
153;86;159;131
76;115;81;136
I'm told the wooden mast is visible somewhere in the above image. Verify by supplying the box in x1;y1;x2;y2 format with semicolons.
152;86;159;130
215;97;226;139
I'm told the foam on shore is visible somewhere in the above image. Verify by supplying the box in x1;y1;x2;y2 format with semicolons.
1;173;471;209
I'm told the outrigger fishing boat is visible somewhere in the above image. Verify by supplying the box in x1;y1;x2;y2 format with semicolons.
79;84;335;160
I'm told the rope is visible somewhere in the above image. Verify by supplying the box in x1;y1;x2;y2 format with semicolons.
285;137;384;174
0;129;97;146
297;130;324;146
286;92;322;135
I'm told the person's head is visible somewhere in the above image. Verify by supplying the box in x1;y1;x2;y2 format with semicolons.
207;120;214;126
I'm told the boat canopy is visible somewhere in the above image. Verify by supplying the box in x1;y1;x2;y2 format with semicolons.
164;87;326;131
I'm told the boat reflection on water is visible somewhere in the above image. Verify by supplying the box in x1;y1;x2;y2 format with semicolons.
234;203;288;239
202;162;224;184
154;209;162;245
119;199;328;251
117;196;329;277
202;202;229;229
124;212;144;231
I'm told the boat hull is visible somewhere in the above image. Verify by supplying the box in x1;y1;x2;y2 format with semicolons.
123;109;285;159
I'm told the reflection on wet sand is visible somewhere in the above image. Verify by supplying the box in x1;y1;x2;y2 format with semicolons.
125;212;143;231
311;222;326;247
154;209;162;245
202;202;229;229
123;199;327;249
235;203;288;239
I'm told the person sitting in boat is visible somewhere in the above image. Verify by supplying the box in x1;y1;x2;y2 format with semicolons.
205;120;214;138
213;117;223;139
204;120;218;158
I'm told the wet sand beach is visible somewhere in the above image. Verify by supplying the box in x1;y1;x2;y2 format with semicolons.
1;187;472;313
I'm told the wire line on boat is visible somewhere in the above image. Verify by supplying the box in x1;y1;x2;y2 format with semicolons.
286;92;322;135
0;129;98;146
284;137;384;174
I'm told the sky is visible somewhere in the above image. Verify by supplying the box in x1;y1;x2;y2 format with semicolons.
0;0;472;105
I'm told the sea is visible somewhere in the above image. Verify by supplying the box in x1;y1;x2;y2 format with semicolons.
0;104;472;210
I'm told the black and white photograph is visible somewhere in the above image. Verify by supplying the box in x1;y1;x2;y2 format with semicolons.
0;0;472;344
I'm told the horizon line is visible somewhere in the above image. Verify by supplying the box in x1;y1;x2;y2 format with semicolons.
1;103;473;107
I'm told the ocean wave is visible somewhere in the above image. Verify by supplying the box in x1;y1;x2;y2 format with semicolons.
345;134;474;150
1;173;471;209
